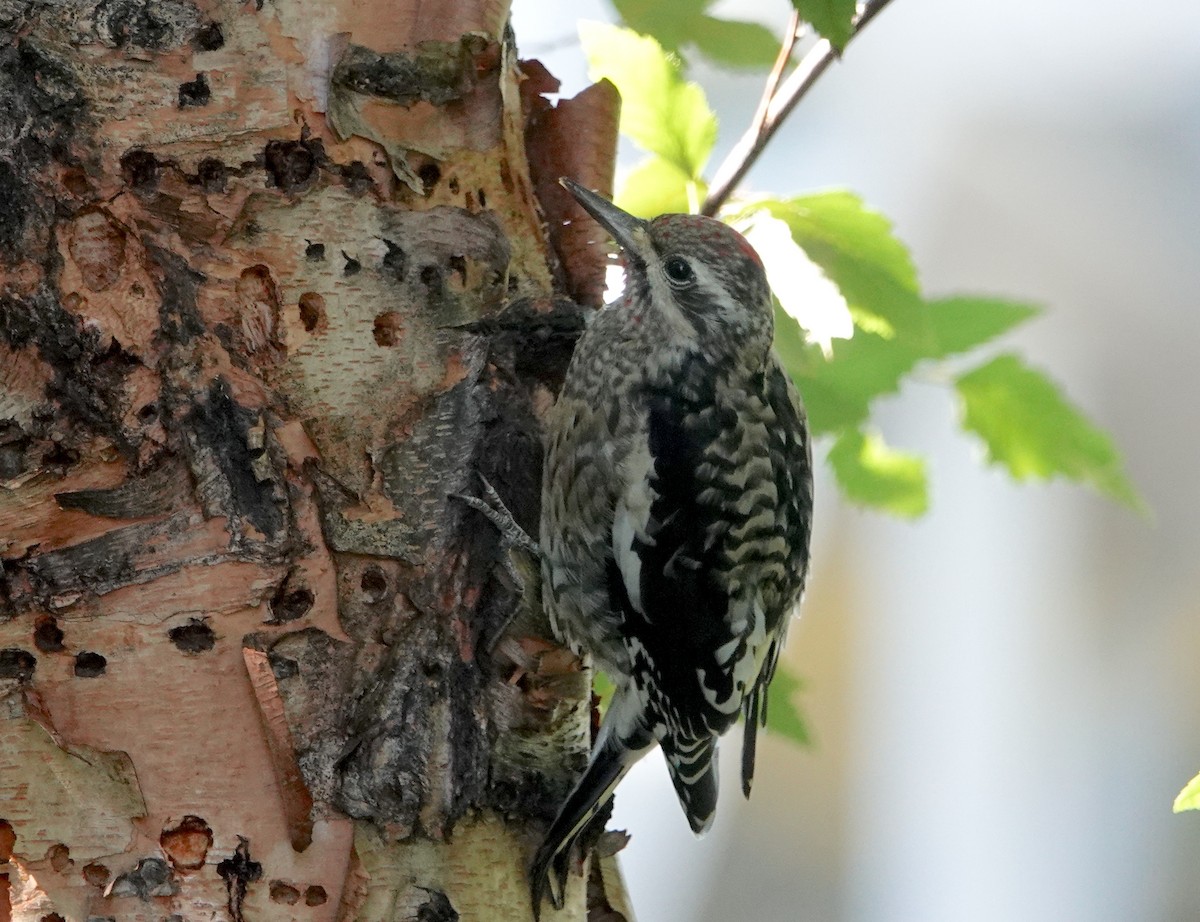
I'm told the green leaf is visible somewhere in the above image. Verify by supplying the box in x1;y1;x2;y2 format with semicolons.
792;0;857;51
746;211;853;353
829;429;929;517
766;661;811;747
611;0;708;54
803;331;921;434
955;354;1143;509
593;669;616;716
1174;771;1200;813
760;193;933;346
613;0;782;69
928;296;1040;357
616;156;701;219
772;299;820;379
757;195;935;436
776;304;922;435
580;21;717;179
688;16;782;69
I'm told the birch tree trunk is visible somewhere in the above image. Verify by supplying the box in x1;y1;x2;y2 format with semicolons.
0;1;625;919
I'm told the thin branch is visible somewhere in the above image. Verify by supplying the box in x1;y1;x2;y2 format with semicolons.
701;0;898;217
748;8;803;143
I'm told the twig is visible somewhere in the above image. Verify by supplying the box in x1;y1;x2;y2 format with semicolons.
702;0;898;217
749;8;803;144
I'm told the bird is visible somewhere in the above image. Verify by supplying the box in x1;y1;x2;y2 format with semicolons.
530;178;814;913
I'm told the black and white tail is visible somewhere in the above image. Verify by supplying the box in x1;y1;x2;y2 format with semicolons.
661;731;720;834
741;636;785;797
529;692;652;916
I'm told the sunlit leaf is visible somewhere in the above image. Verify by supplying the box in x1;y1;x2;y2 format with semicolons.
1174;771;1200;813
616;155;699;219
766;661;811;747
955;354;1143;509
580;21;717;179
759;193;932;346
829;429;929;517
776;305;922;436
772;299;820;382
928;295;1040;357
746;213;852;354
792;0;857;51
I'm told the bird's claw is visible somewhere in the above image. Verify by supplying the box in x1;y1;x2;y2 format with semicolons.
451;472;542;649
451;472;540;558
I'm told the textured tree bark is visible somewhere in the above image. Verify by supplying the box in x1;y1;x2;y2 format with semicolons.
0;1;623;919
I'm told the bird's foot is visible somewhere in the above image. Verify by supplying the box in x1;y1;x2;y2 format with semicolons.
451;472;542;649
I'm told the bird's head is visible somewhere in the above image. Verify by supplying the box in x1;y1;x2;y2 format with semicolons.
561;178;773;363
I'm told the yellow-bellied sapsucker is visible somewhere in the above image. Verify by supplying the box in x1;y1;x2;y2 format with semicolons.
531;179;814;912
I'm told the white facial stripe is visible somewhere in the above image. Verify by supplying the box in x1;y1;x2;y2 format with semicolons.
684;260;724;308
645;263;699;339
651;255;744;339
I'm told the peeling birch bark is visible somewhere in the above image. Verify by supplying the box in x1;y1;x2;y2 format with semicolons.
0;1;623;919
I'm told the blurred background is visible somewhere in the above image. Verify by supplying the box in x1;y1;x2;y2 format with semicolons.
511;1;1200;920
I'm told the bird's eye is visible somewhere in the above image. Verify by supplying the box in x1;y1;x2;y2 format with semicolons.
664;256;694;285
